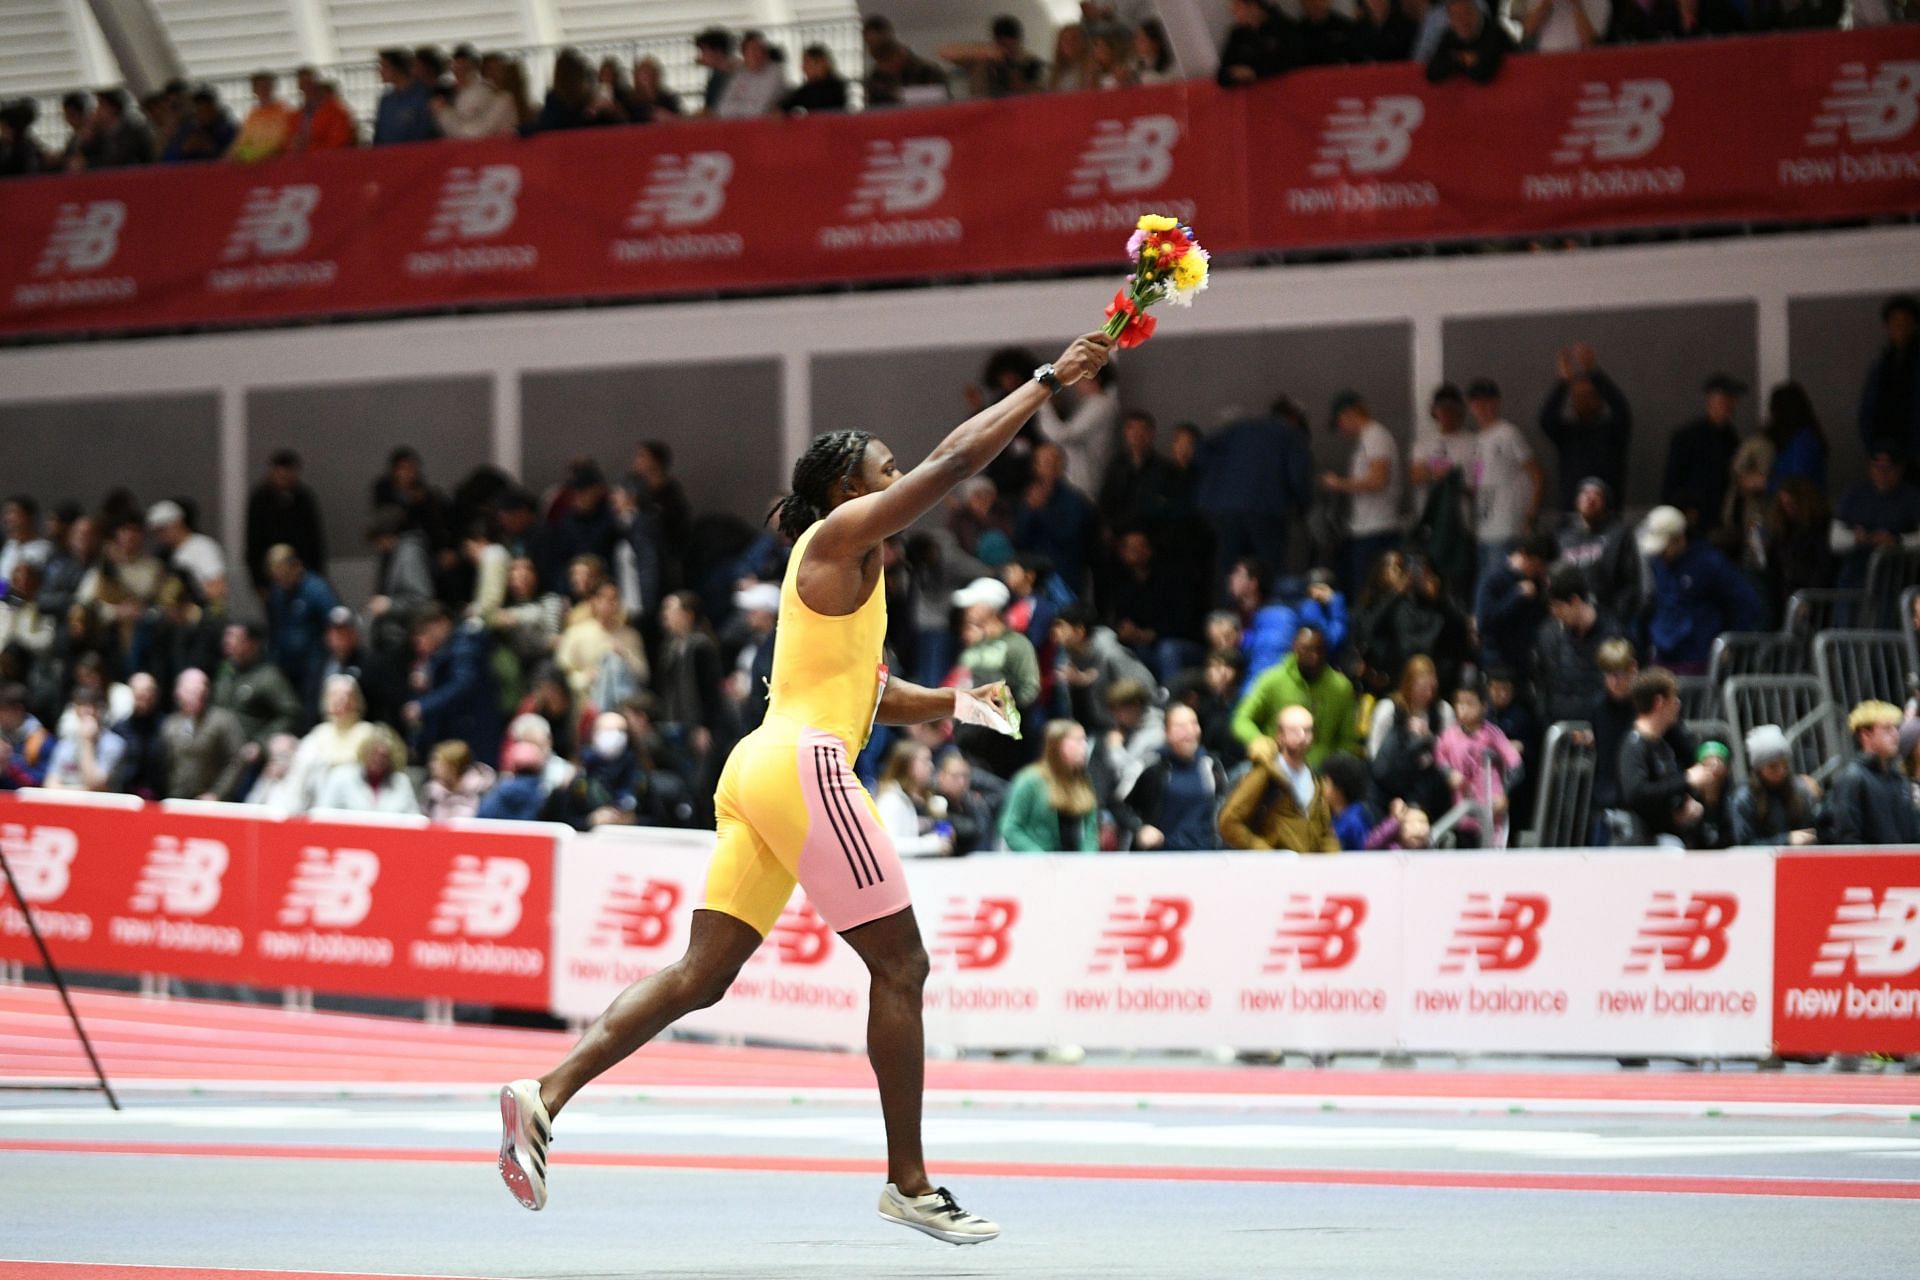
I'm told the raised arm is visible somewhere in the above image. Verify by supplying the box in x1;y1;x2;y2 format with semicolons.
811;333;1112;558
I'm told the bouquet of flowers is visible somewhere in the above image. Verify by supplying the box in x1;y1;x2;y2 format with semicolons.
1102;214;1209;349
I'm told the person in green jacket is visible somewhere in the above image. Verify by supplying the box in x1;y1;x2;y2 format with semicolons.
998;719;1099;852
1229;623;1362;768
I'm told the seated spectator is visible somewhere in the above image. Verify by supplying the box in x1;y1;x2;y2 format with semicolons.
1219;0;1290;86
0;682;51;789
478;741;549;821
163;87;237;162
783;44;849;114
423;740;496;823
1052;602;1157;735
1534;567;1625;725
1366;654;1455;760
307;607;400;728
715;31;786;118
861;15;949;108
1226;560;1295;683
1095;678;1167;804
1818;702;1920;845
574;710;669;826
1617;668;1712;847
1436;680;1523;846
1690;739;1735;850
290;674;374;809
506;709;576;797
1540;344;1632;511
1764;382;1829;493
1368;657;1456;822
1297;0;1357;65
1017;443;1098;596
1321;751;1380;850
629;57;684;121
436;44;517;138
1610;0;1746;41
161;669;246;800
244;734;306;813
1515;0;1606;50
0;99;49;176
111;673;168;798
1219;706;1339;852
228;72;296;163
1116;704;1227;851
1475;535;1556;681
1104;527;1193;681
726;582;779;733
658;590;732;763
291;69;358;151
1234;624;1361;767
1426;0;1510;83
407;604;502;768
943;14;1047;98
931;750;999;856
246;449;326;597
955;582;1042;777
266;545;339;695
373;48;440;144
314;727;419;815
1830;448;1920;588
875;739;942;847
556;580;648;709
1352;0;1419;60
1554;478;1642;623
1637;506;1762;674
1661;374;1748;533
1;495;51;580
0;562;54;658
1761;478;1833;622
1183;647;1248;768
213;622;304;761
41;689;122;792
1000;720;1099;852
147;500;227;602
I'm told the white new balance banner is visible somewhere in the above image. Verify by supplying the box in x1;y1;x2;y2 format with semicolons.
550;833;1775;1057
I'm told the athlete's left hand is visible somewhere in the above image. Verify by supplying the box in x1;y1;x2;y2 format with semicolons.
964;682;1010;716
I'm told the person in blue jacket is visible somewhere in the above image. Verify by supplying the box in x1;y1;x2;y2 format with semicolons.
1637;505;1763;675
406;604;502;767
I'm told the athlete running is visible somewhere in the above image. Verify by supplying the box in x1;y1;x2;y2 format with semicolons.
499;329;1113;1244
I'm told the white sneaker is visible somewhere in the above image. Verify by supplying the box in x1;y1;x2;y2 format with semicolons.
497;1079;552;1211
877;1183;1000;1245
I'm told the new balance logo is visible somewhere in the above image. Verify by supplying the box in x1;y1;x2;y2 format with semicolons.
1265;894;1366;972
1090;896;1191;973
1309;97;1423;179
424;165;521;242
1552;80;1672;164
277;848;379;928
767;899;834;965
1811;886;1920;978
429;855;529;938
589;875;681;949
1624;892;1736;974
33;201;125;275
1441;894;1549;973
128;837;228;917
931;897;1018;971
845;138;950;216
0;824;78;904
627;152;733;229
1805;61;1920;147
221;185;319;261
1066;114;1179;197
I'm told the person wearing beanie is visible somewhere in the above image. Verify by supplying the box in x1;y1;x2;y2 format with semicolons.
1690;739;1734;850
1730;724;1822;846
1819;701;1920;845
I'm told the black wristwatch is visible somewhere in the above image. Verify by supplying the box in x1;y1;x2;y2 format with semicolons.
1032;363;1063;394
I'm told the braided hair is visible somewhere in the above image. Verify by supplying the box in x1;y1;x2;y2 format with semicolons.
770;429;874;540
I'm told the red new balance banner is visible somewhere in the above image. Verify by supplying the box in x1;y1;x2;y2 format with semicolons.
1774;850;1920;1056
0;800;557;1008
1;30;1912;337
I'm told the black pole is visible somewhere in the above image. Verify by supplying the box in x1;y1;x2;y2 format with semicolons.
0;847;119;1110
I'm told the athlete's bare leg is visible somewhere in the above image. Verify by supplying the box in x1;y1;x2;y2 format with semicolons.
839;905;934;1196
538;908;763;1118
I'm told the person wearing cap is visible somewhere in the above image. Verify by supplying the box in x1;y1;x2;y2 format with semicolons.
147;500;228;603
954;577;1041;778
1637;503;1762;675
245;448;326;598
1690;739;1734;849
1858;294;1919;465
1320;391;1404;597
1617;668;1712;847
729;582;782;734
1539;343;1632;511
1660;374;1748;534
1818;700;1920;845
436;42;517;138
1830;447;1920;590
1730;724;1821;845
265;544;340;695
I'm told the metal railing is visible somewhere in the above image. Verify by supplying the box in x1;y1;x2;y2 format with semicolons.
1521;721;1595;850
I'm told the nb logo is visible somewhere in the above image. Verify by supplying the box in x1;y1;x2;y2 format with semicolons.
34;201;125;275
128;837;228;917
1624;892;1736;974
1552;80;1672;165
1309;96;1424;178
222;185;319;261
429;855;529;938
0;824;78;904
1265;894;1366;973
930;897;1019;971
590;875;681;949
766;899;834;965
628;152;733;229
845;137;950;216
1806;61;1920;147
278;847;379;928
1441;893;1549;973
425;165;522;242
1066;114;1179;197
1812;886;1920;978
1090;895;1191;973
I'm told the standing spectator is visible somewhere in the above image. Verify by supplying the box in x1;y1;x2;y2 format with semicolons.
943;15;1048;98
1589;638;1640;824
550;462;621;576
1426;0;1511;83
1104;528;1193;680
861;19;950;109
373;445;452;561
1232;624;1362;766
628;442;692;586
422;740;496;823
40;512;99;624
1515;0;1606;50
1116;704;1227;851
557;580;648;709
56;92;94;171
1435;680;1523;847
146;500;227;602
464;521;514;621
1474;533;1557;680
307;608;401;728
488;57;535;129
1000;720;1100;852
1730;725;1821;846
289;674;374;810
227;72;297;163
715;31;786;118
0;563;54;659
1050;602;1157;735
163;88;237;162
1200;404;1315;582
1035;367;1120;498
406;605;501;768
1860;295;1920;465
1661;374;1748;533
437;44;518;138
1831;449;1920;587
1219;706;1339;853
1819;702;1920;845
782;45;849;114
1637;506;1762;674
1319;391;1403;596
291;69;358;152
85;90;154;167
657;591;733;776
245;449;327;597
1534;567;1624;724
693;28;739;113
1761;478;1834;622
1467;379;1544;587
1017;443;1099;595
213;623;305;758
1554;478;1642;623
0;682;52;789
0;99;48;176
161;669;246;800
373;49;440;144
1097;411;1171;532
1763;381;1830;494
111;673;168;798
265;546;339;695
314;727;419;816
1617;668;1713;846
1540;344;1632;510
1219;0;1290;86
1408;384;1477;532
1297;0;1358;65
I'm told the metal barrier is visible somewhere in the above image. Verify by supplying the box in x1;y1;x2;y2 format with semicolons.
1865;545;1920;629
1707;632;1810;687
1675;676;1717;722
1785;587;1867;636
1812;628;1911;740
1721;674;1842;783
1521;721;1594;849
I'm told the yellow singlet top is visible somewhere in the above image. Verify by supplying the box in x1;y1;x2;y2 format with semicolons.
763;521;889;755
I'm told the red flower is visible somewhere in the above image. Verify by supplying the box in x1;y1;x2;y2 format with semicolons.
1103;288;1158;348
1153;229;1192;260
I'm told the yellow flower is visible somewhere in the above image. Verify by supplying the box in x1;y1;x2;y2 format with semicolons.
1172;249;1209;291
1136;213;1178;232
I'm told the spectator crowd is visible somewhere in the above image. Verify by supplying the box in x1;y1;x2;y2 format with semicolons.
3;294;1917;857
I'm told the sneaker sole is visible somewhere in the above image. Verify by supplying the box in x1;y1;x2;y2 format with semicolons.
497;1085;545;1211
877;1208;999;1246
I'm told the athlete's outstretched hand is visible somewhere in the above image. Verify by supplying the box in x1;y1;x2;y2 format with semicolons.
1054;332;1114;387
